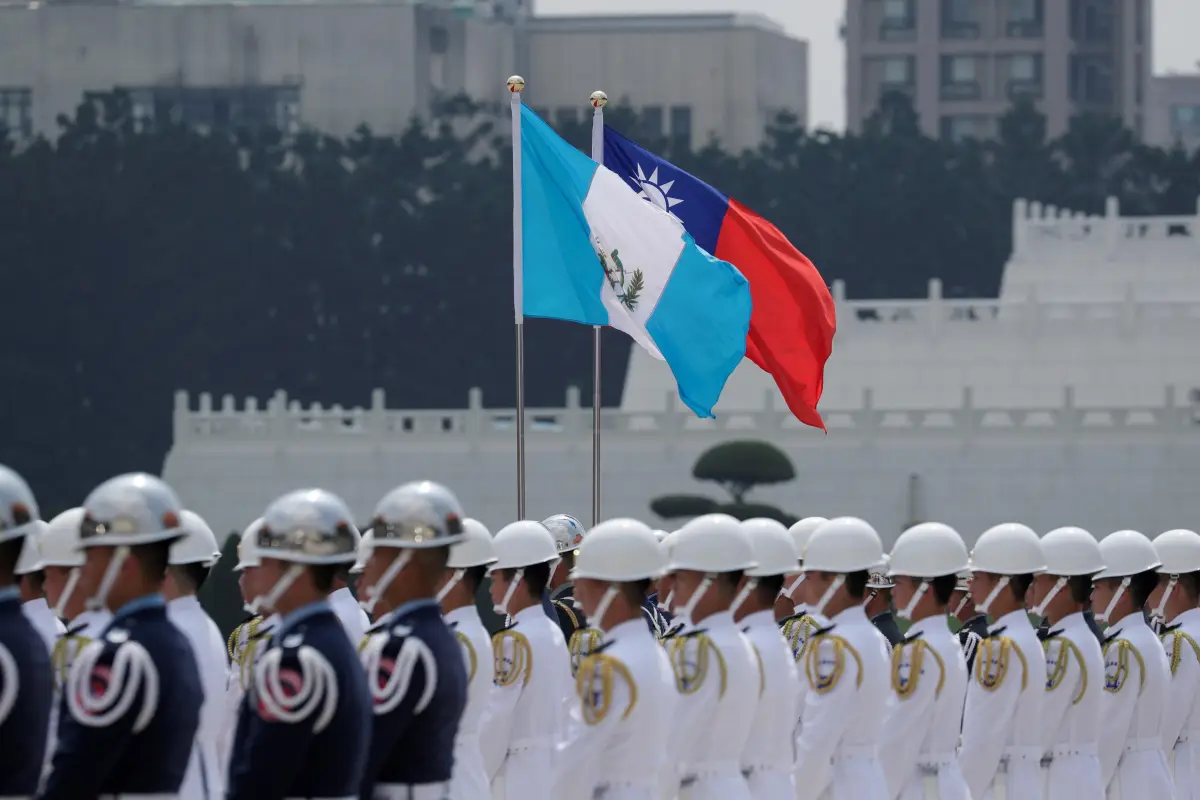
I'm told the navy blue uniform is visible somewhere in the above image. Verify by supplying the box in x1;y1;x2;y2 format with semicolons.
0;586;52;796
641;594;670;637
549;583;588;642
870;609;905;648
40;594;202;798
958;613;989;672
359;599;467;798
227;601;371;800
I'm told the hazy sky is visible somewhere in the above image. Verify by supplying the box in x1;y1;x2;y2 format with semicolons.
535;0;1200;131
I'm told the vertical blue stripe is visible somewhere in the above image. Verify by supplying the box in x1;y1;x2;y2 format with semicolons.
646;236;751;418
520;106;609;326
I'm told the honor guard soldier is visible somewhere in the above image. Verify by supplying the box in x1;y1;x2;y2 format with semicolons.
1151;528;1200;796
328;523;371;646
865;556;903;652
225;489;371;799
879;523;972;800
356;481;469;799
1092;530;1174;798
656;531;686;640
220;517;279;769
777;517;825;621
166;509;228;800
479;520;573;799
792;517;891;800
40;507;112;685
661;513;760;799
648;530;674;629
542;513;604;669
951;569;987;673
436;518;498;800
733;518;800;798
552;518;677;799
779;517;826;676
41;472;203;798
1029;527;1107;799
0;465;53;798
17;519;65;653
958;523;1046;800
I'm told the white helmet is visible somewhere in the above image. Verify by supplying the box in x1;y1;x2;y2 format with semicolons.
890;522;970;579
170;510;220;567
79;473;185;549
741;518;800;578
542;513;587;554
669;514;756;573
0;464;40;545
1150;529;1200;621
15;520;47;575
867;555;895;589
572;518;665;582
970;523;1046;575
803;517;884;615
448;519;497;570
1040;527;1105;577
491;520;559;571
788;517;827;562
652;529;669;543
233;518;265;572
659;530;680;557
40;508;86;568
1094;529;1161;623
350;529;371;575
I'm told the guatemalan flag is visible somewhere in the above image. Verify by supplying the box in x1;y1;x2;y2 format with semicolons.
603;127;836;431
518;104;751;418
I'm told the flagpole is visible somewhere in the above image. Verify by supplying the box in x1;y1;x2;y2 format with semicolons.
509;75;527;519
589;90;607;528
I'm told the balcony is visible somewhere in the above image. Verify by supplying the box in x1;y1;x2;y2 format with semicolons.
880;18;917;41
941;81;982;101
1007;79;1044;100
941;20;981;40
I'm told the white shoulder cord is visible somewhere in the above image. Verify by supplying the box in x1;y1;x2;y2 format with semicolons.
254;645;339;733
0;643;18;724
361;627;437;716
66;640;160;732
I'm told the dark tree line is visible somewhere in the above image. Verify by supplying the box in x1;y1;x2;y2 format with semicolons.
2;90;1199;511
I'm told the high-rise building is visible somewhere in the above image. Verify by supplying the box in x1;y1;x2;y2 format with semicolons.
1145;74;1200;152
844;0;1152;141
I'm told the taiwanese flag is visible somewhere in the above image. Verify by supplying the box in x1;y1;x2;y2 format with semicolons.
602;127;835;430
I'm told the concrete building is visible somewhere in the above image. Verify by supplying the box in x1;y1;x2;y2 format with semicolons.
164;196;1200;544
0;0;806;151
1145;73;1200;152
844;0;1152;141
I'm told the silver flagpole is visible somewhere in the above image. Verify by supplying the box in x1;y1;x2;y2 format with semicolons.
589;90;608;528
509;75;527;519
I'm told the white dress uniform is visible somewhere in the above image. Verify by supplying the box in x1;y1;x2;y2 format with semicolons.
22;597;65;653
1163;608;1200;798
782;605;826;745
1039;611;1106;799
168;594;227;799
218;613;278;772
445;603;495;800
1098;610;1174;799
663;610;758;799
479;603;572;799
329;585;370;645
553;617;677;799
793;605;890;800
958;609;1045;800
740;608;799;798
879;618;970;800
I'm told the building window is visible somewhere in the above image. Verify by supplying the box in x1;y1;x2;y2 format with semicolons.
0;88;32;139
941;56;981;100
1007;54;1043;99
429;26;449;55
880;0;916;40
554;107;578;127
941;0;981;39
1069;54;1115;105
1170;105;1200;139
641;105;663;136
1070;0;1114;44
120;86;301;134
669;105;692;146
940;114;989;142
881;56;914;86
1007;0;1043;37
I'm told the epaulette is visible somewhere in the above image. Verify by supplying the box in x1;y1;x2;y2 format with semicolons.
780;615;823;664
1163;628;1200;677
983;625;1008;640
491;627;533;688
51;622;95;688
253;642;339;731
1103;637;1145;694
902;630;925;645
1161;622;1183;636
975;635;1028;692
568;628;605;676
1044;636;1087;705
1038;627;1065;642
1101;628;1123;648
576;648;637;726
659;622;686;643
891;636;945;700
554;599;584;632
362;625;437;716
64;633;158;732
667;630;726;697
454;630;478;683
805;631;862;695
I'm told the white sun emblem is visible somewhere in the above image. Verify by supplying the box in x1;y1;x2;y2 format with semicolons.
629;164;684;221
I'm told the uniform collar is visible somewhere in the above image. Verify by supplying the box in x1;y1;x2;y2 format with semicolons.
740;609;775;629
990;608;1032;634
1107;608;1149;633
23;596;51;616
277;599;332;636
1169;607;1200;627
112;593;166;622
515;603;548;624
1056;610;1089;631
71;608;112;630
793;603;808;615
605;617;647;641
388;598;439;621
168;594;201;612
906;613;948;638
328;587;355;609
692;609;735;628
445;604;481;625
831;604;870;626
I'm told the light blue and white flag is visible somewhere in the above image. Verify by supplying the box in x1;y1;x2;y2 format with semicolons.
516;104;751;418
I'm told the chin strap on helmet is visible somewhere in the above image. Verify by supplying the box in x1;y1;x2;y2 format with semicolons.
896;580;929;621
1031;576;1068;618
1152;574;1179;622
731;578;759;616
360;551;413;615
1096;576;1131;624
813;575;845;617
53;567;82;619
782;573;805;600
250;564;304;616
436;568;466;603
85;546;131;613
493;567;526;616
975;575;1011;616
676;574;715;626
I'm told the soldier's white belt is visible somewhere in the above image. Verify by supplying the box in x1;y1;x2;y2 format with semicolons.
680;759;742;783
372;783;449;800
915;752;956;772
741;761;791;776
1125;736;1163;753
831;744;877;761
1044;742;1098;760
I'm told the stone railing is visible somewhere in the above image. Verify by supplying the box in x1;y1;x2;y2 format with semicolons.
1011;196;1200;259
172;386;1200;445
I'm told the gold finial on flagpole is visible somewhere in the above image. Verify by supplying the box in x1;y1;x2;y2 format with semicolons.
507;75;526;93
590;90;608;109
